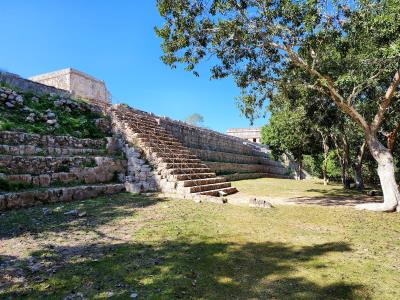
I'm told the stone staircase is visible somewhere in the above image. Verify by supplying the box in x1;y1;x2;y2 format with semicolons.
0;131;126;210
111;104;238;197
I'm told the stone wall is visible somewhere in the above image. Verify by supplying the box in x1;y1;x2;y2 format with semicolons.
0;184;125;210
0;131;107;149
156;116;290;177
226;127;262;143
0;71;71;98
205;161;288;175
29;68;111;108
158;117;266;157
123;144;158;193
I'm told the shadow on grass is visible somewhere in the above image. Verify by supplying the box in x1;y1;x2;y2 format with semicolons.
288;188;382;207
0;240;370;299
0;193;165;239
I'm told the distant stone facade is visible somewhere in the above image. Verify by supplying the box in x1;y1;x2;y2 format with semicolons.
29;68;111;107
226;127;262;143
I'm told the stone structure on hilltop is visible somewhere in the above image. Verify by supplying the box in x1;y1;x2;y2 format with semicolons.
227;127;262;143
0;70;294;210
30;68;111;108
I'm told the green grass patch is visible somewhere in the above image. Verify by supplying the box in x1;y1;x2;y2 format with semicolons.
0;178;33;192
0;193;398;299
232;177;372;199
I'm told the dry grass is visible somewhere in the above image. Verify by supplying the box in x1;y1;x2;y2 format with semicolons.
0;191;398;299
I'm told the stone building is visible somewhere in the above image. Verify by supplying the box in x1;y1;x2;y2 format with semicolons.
226;127;262;143
29;68;111;107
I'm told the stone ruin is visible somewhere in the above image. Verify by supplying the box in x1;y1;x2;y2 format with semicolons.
227;127;262;143
29;68;111;109
0;70;292;210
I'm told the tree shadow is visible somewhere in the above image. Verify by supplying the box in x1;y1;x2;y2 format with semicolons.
0;193;166;239
288;188;383;207
0;240;370;299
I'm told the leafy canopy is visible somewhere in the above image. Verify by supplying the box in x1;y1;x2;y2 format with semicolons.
156;0;400;127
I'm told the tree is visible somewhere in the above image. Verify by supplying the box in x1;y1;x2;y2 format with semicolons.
156;0;400;211
184;113;204;126
261;105;316;180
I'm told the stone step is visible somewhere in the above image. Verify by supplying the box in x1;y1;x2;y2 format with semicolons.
177;177;226;187
222;172;292;181
123;122;166;134
188;182;232;193
198;186;238;197
0;183;125;210
0;144;106;157
0;131;107;149
167;167;211;175
161;162;208;169
111;105;239;197
134;133;178;143
139;141;188;152
126;127;170;138
159;157;201;164
151;150;195;158
122;112;158;122
137;138;183;148
173;173;217;181
116;114;160;128
0;155;124;175
118;111;158;125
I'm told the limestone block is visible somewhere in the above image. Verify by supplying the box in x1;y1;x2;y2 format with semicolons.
0;195;6;210
39;174;51;187
125;182;141;194
58;188;74;202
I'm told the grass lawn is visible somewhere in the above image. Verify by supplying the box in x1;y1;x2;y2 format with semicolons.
1;191;399;299
232;178;371;199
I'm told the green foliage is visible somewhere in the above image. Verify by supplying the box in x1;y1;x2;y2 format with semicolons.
156;0;400;122
0;84;109;139
303;155;323;178
81;160;97;168
0;178;32;192
326;151;342;180
184;113;204;126
261;106;316;162
55;165;70;173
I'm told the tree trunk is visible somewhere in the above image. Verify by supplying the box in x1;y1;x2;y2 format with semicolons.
332;133;350;189
356;135;400;212
352;141;366;190
353;163;364;190
319;130;329;185
343;137;351;189
299;159;303;180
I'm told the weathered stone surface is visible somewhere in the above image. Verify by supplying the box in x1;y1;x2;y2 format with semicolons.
0;195;7;210
0;71;71;99
0;131;107;149
249;198;274;209
1;184;125;210
29;68;111;108
125;182;141;193
205;161;288;175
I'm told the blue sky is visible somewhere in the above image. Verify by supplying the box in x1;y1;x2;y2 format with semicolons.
0;1;268;132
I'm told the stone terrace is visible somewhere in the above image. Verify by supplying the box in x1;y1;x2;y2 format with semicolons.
111;104;238;197
0;131;126;210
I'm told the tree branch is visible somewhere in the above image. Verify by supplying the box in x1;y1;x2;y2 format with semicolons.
370;69;400;134
279;44;370;132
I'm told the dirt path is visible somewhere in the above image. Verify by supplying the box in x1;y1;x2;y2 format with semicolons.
227;192;383;208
